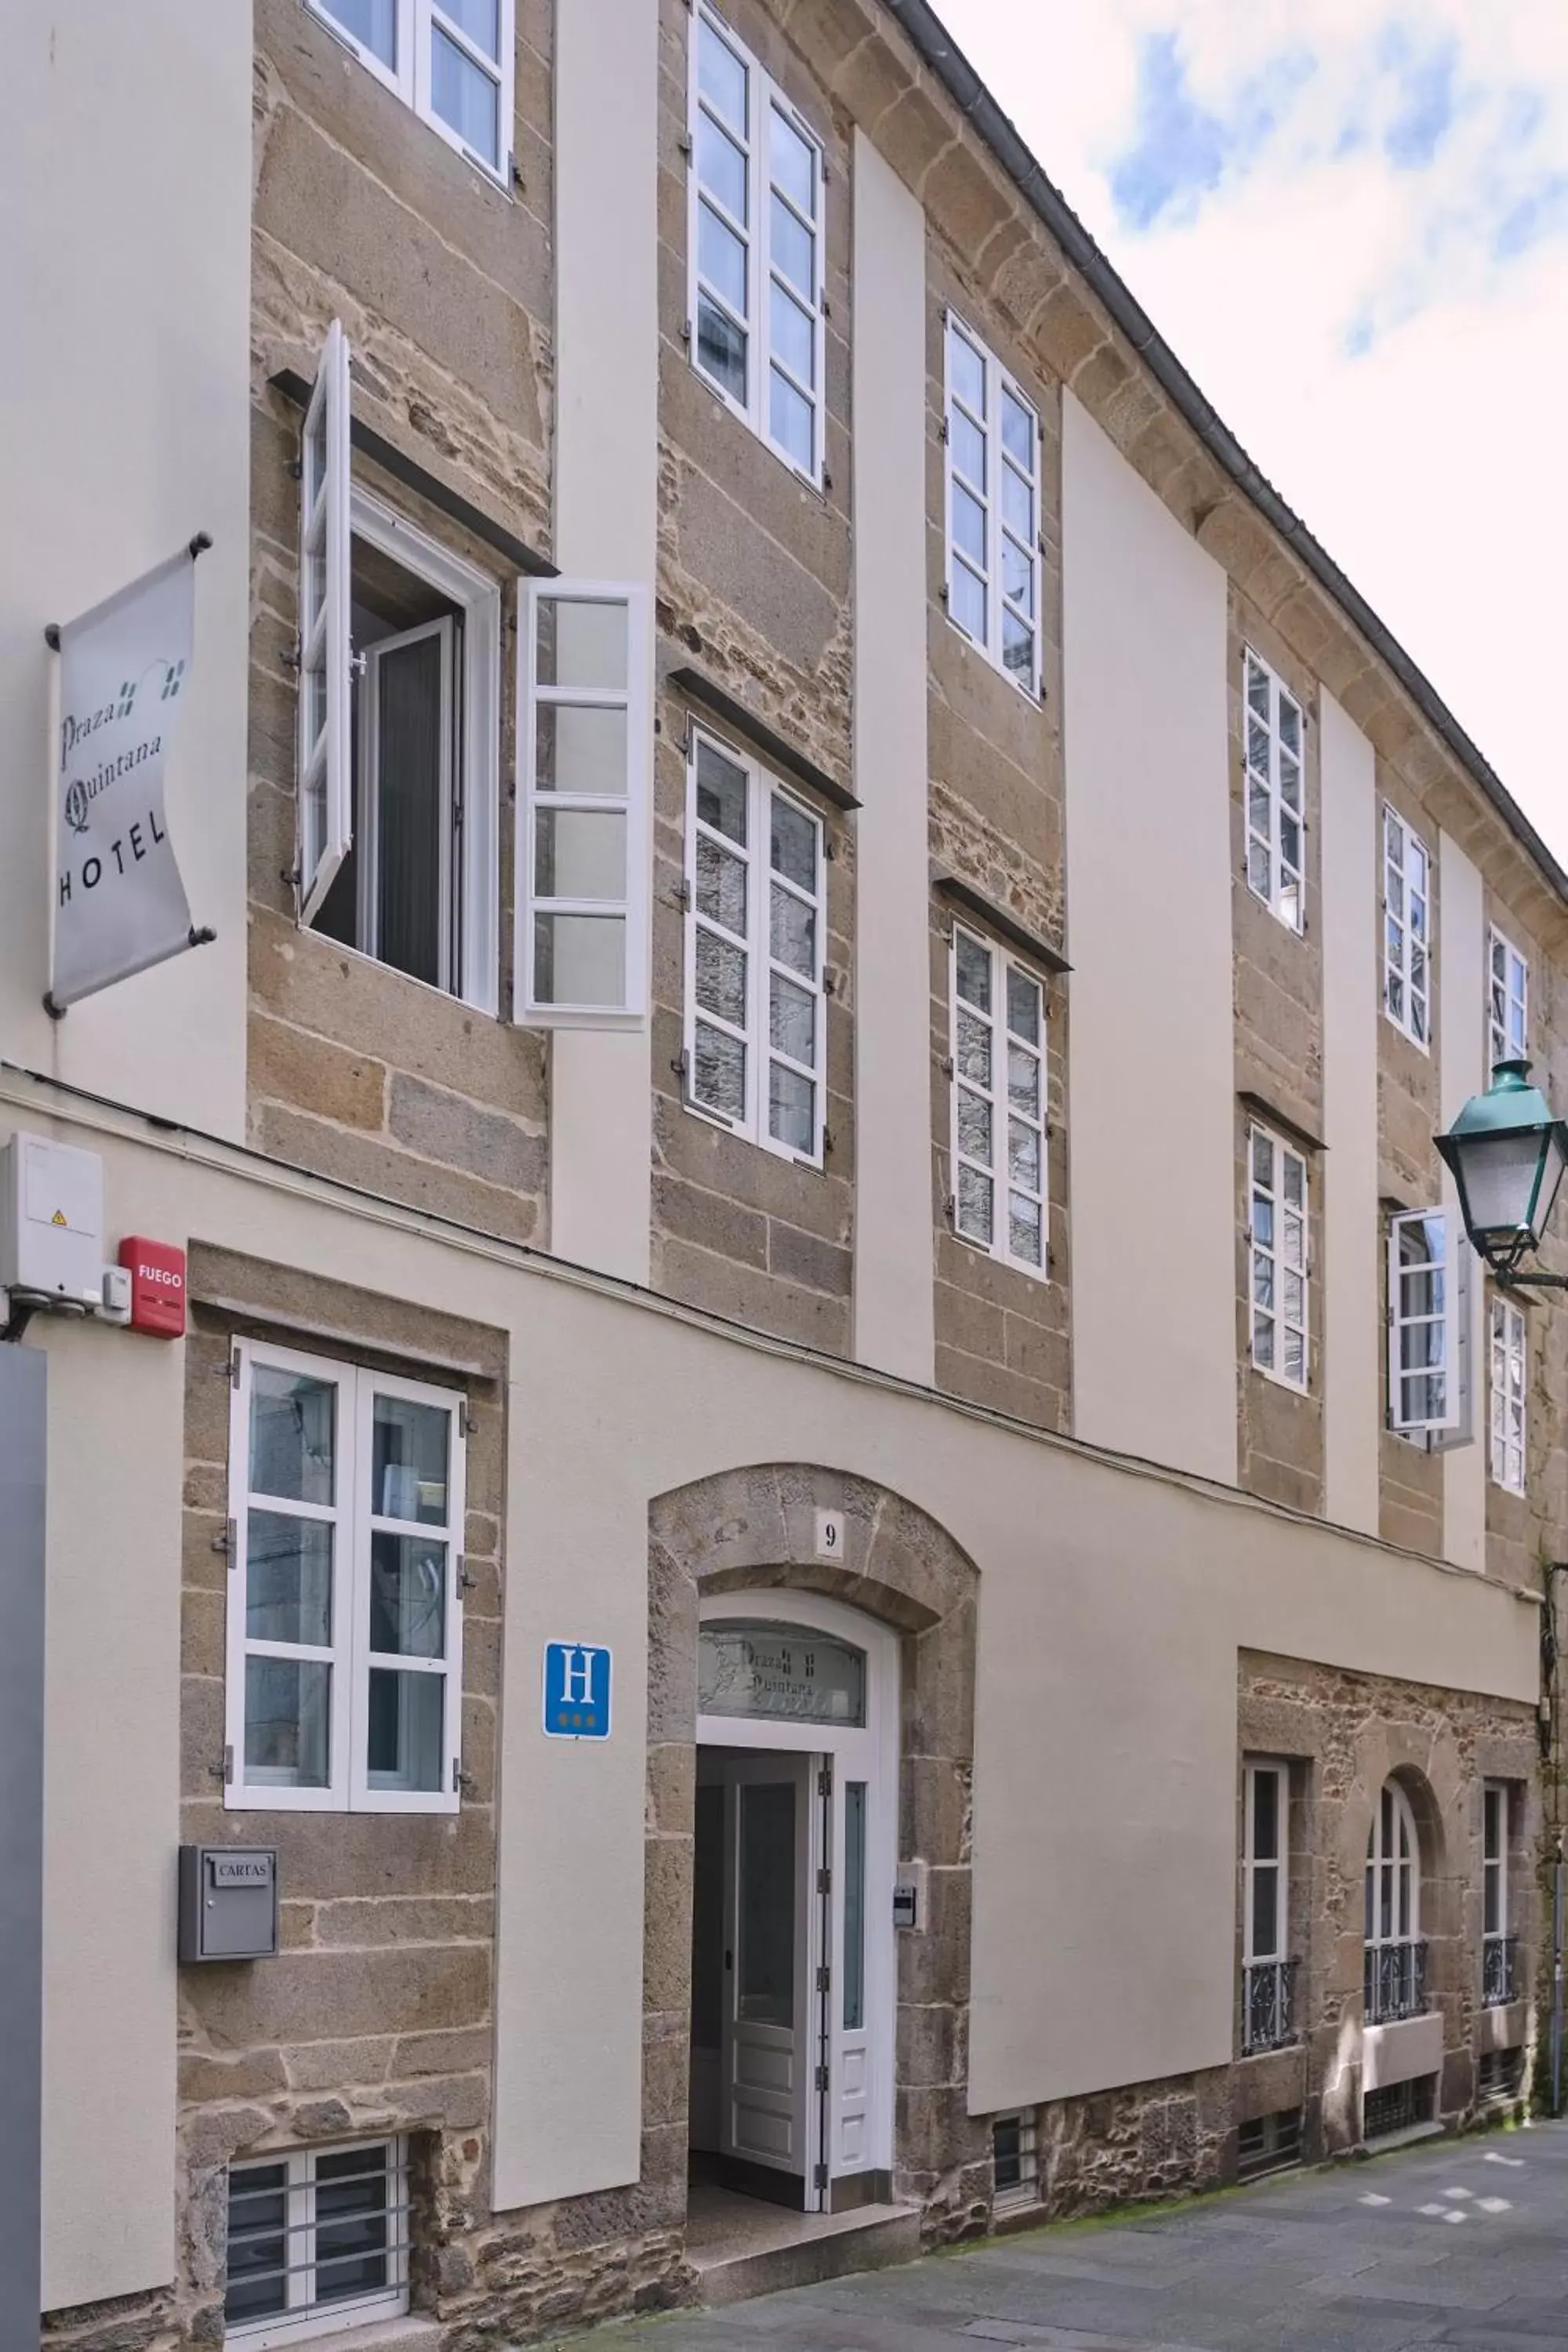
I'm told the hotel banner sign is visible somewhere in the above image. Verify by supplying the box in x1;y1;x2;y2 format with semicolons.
50;544;202;1010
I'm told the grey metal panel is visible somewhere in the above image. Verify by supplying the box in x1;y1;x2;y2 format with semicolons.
0;1342;45;2341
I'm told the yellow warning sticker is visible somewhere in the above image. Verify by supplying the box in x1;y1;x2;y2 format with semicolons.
50;1210;67;1226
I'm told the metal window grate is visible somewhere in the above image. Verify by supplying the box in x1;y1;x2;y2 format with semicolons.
226;2138;409;2345
1483;1934;1518;2008
992;2112;1039;2210
1363;1939;1428;2024
1478;2047;1524;2103
1242;1958;1300;2055
1363;2074;1435;2143
1237;2107;1302;2182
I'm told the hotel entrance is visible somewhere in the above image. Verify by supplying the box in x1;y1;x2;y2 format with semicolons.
688;1596;898;2216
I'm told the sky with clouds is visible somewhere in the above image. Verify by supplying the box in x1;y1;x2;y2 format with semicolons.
929;0;1568;861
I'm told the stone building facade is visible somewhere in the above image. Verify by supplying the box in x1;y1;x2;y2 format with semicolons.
5;3;1567;2350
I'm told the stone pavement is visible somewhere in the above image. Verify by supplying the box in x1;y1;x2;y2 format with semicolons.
554;2125;1568;2352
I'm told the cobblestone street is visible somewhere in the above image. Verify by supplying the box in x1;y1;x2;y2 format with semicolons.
563;2126;1568;2352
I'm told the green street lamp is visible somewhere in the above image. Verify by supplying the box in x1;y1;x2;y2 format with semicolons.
1435;1059;1568;1288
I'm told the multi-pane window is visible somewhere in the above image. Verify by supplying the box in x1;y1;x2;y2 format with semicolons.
688;5;824;482
1490;1295;1526;1493
1365;1780;1425;2022
1249;1127;1308;1388
1243;1762;1287;1965
226;1343;466;1814
307;0;514;180
1388;1208;1468;1436
992;2113;1038;2210
943;315;1042;696
1489;926;1529;1072
684;731;826;1163
1242;652;1305;931
226;2139;408;2344
1382;805;1431;1047
950;926;1047;1276
518;583;652;1025
1483;1782;1513;2006
296;323;503;1013
1243;1761;1295;2054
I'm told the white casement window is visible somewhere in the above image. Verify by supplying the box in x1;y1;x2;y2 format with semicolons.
307;0;514;180
1489;926;1529;1072
1490;1294;1526;1493
1388;1208;1469;1439
683;729;826;1163
1243;1761;1287;1967
688;4;825;484
951;925;1048;1276
1365;1781;1422;1997
226;2138;408;2346
1243;651;1305;931
943;314;1042;696
1382;805;1432;1047
1248;1126;1308;1389
1483;1781;1512;2009
517;580;651;1025
295;323;503;1012
226;1342;466;1815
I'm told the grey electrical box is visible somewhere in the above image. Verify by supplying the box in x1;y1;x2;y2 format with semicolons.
893;1860;927;1931
178;1846;279;1963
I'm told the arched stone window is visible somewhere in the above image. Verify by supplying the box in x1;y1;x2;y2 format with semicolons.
1364;1780;1425;2022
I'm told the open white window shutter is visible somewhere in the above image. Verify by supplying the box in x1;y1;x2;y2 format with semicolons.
1388;1209;1467;1440
516;579;650;1025
296;318;354;924
1430;1218;1472;1450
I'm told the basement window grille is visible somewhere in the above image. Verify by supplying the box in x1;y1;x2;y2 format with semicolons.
992;2111;1039;2210
225;2137;409;2346
1362;2074;1435;2144
1236;2107;1303;2182
1478;2048;1524;2104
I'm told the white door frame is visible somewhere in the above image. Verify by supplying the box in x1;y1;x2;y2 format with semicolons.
695;1591;898;2206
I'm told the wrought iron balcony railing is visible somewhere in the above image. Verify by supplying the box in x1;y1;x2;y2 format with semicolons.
1483;1933;1518;2008
1242;1957;1299;2054
1363;1938;1428;2024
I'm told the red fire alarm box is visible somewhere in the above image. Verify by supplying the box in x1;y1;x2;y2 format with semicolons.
118;1237;187;1338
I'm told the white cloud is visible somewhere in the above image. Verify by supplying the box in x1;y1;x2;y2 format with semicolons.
927;0;1568;863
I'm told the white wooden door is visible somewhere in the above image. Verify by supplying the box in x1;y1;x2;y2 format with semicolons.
828;1768;875;2177
720;1754;814;2183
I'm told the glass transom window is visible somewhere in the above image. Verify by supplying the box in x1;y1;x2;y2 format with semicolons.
699;1621;866;1726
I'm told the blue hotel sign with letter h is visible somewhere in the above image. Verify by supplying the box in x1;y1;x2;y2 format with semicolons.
543;1641;612;1740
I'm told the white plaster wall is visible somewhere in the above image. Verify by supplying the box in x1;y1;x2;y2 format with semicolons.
1062;397;1236;1486
1319;694;1381;1535
1439;833;1487;1570
0;3;251;1143
1;1077;1537;2201
849;132;935;1385
546;0;659;1287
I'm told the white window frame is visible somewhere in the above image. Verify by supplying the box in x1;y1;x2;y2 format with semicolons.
943;312;1043;698
682;726;827;1167
1248;1124;1309;1391
226;2136;408;2347
949;924;1049;1279
1242;649;1305;932
1488;924;1529;1072
991;2112;1039;2212
516;579;652;1028
1483;1781;1509;1947
1489;1293;1526;1494
1382;804;1432;1049
1243;1759;1288;1967
686;3;825;487
1388;1207;1469;1439
1366;1779;1421;1954
347;488;502;1013
225;1341;466;1816
306;0;514;183
295;327;502;1012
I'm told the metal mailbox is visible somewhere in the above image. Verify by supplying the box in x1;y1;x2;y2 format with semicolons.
177;1846;279;1963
